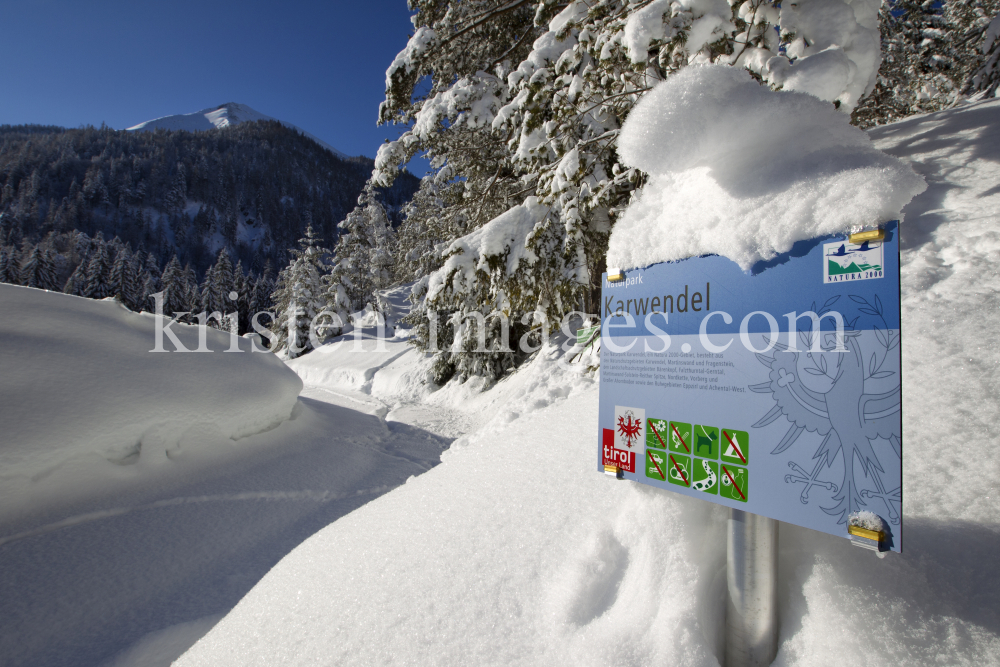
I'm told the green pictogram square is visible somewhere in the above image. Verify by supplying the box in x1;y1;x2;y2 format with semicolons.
693;424;719;459
668;421;692;455
721;428;749;466
666;453;692;488
645;447;668;481
646;418;669;450
720;464;748;502
691;458;718;494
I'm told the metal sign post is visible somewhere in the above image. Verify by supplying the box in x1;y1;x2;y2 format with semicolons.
725;510;778;667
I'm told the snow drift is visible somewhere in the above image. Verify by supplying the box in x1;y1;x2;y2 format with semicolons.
0;285;302;520
608;66;926;271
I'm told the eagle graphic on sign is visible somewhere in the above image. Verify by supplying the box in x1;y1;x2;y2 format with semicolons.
749;295;901;525
616;409;643;448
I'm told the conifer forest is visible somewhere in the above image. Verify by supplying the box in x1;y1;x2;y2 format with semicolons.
0;121;417;329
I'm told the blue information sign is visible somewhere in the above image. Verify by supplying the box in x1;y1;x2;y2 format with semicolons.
598;223;902;551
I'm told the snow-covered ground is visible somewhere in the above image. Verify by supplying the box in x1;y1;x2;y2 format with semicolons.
174;99;1000;667
0;290;453;667
127;102;349;159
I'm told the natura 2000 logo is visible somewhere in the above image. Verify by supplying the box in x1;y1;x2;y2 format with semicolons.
823;240;884;283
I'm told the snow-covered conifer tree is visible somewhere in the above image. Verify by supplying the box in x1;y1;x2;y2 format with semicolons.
374;0;888;382
393;176;447;284
159;255;189;317
5;246;26;286
250;259;275;318
854;0;999;126
966;10;1000;98
326;206;367;322
109;244;140;308
0;246;13;284
326;192;396;319
199;264;216;314
141;252;162;311
200;248;235;326
182;263;200;315
85;240;112;299
270;226;332;358
22;245;59;291
367;201;396;295
63;258;88;296
233;259;252;333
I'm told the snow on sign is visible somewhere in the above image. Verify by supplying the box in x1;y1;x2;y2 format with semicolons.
598;223;903;551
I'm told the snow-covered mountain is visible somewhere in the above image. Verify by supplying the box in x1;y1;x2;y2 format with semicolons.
127;102;349;159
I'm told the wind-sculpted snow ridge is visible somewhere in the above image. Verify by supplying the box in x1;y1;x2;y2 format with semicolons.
608;65;927;271
0;285;302;521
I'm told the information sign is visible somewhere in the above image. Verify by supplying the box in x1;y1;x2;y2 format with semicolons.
598;223;902;551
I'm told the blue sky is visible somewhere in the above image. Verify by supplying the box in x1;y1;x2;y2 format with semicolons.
0;0;425;171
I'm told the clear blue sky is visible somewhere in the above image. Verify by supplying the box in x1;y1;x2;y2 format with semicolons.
0;0;425;171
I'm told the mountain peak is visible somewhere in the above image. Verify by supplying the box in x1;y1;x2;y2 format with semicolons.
127;103;348;159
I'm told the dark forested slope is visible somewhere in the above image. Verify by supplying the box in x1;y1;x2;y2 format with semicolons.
0;121;417;315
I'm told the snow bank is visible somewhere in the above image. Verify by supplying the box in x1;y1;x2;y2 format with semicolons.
286;335;410;394
0;285;302;520
608;66;926;270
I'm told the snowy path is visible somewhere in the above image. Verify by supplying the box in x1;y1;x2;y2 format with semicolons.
0;383;455;667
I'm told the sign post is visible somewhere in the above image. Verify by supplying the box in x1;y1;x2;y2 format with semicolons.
597;225;902;664
726;510;778;667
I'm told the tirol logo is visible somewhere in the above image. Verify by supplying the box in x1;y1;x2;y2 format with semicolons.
615;406;645;449
823;239;884;283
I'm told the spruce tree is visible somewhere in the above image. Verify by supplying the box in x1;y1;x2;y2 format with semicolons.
129;254;150;311
182;263;200;316
109;244;138;307
63;259;88;296
144;252;162;292
85;240;112;298
159;255;189;317
327;205;369;320
233;259;252;333
249;260;276;334
7;245;26;286
967;11;1000;97
23;245;58;291
200;248;236;325
270;226;332;358
0;247;13;284
327;193;396;320
199;264;216;317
